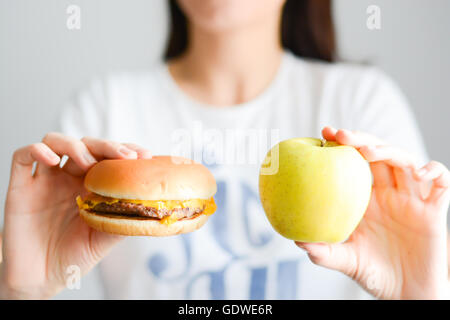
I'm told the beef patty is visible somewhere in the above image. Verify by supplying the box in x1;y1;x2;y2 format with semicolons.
89;201;203;220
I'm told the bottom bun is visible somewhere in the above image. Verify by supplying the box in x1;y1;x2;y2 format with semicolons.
79;208;210;236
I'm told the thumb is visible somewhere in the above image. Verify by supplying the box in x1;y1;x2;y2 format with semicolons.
295;242;357;277
10;143;60;182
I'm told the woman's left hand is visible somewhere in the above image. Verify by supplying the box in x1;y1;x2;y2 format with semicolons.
296;127;449;300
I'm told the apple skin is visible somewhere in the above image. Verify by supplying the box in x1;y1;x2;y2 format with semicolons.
259;138;372;243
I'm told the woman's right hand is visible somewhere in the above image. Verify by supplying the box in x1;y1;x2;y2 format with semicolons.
0;133;152;299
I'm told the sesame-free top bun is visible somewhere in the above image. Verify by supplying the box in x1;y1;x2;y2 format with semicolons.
84;156;217;200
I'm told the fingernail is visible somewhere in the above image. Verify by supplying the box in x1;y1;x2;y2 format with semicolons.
416;168;427;177
46;150;60;163
84;152;97;165
366;146;377;153
341;129;352;135
141;151;153;159
119;147;137;158
295;242;306;249
59;155;69;168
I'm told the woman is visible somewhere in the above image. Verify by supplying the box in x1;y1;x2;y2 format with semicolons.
1;0;449;299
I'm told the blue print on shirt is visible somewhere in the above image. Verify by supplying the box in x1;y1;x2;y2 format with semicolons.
186;268;226;300
210;181;238;257
147;162;300;299
147;233;192;282
277;260;299;299
241;182;273;247
250;267;267;299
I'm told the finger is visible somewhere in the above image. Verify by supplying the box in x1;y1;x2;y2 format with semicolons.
122;143;152;159
60;158;88;176
81;137;138;160
415;161;450;203
360;145;421;194
42;132;97;175
335;129;385;148
414;161;450;188
9;143;60;188
322;126;338;142
12;143;60;168
295;241;357;277
359;145;418;169
392;167;416;194
64;140;140;176
370;162;396;188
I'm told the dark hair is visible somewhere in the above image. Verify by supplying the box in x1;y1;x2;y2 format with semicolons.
164;0;335;62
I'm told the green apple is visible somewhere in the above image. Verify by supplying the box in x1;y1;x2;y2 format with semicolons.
259;138;372;243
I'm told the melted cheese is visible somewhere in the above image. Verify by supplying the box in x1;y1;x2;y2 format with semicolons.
160;213;180;226
76;193;216;225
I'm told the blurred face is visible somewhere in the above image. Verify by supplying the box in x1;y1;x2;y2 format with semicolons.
177;0;286;32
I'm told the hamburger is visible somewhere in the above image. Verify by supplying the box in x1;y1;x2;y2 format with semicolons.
76;156;217;236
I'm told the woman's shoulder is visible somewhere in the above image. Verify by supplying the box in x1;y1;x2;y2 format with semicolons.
60;63;170;138
283;51;407;114
65;62;170;113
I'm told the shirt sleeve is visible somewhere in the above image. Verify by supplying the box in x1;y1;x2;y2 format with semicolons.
349;68;429;166
59;77;109;139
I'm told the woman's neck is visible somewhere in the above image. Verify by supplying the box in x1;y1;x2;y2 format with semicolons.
168;15;283;107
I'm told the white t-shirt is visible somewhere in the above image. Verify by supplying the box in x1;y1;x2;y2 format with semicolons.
60;51;428;299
